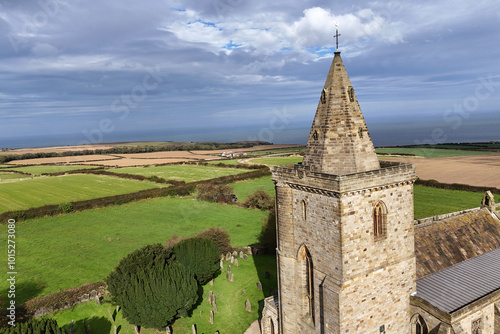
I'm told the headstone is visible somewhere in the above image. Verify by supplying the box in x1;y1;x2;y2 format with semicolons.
108;308;114;322
257;281;262;291
210;310;214;324
227;265;231;274
114;325;118;334
213;302;218;313
192;324;197;334
200;310;203;317
82;293;90;302
243;254;248;261
116;305;120;313
134;325;140;334
166;327;171;334
265;271;271;279
239;251;244;258
90;290;97;299
225;252;231;261
230;273;234;282
220;259;223;269
96;295;101;305
226;271;230;280
234;258;239;267
210;279;214;286
232;250;238;257
242;290;246;296
245;299;252;312
230;256;234;264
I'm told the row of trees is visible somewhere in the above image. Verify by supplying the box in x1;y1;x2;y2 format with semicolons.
106;237;220;331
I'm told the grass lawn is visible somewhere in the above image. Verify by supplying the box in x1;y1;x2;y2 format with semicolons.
413;185;484;219
0;172;26;182
0;165;97;176
248;156;303;166
109;164;252;182
51;254;277;334
375;147;495;158
230;176;275;202
0;174;161;214
0;197;268;304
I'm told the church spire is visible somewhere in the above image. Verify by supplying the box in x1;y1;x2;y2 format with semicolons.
302;51;380;175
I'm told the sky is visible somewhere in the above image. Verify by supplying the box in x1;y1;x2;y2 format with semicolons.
0;0;499;147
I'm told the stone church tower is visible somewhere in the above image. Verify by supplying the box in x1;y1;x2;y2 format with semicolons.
265;51;417;333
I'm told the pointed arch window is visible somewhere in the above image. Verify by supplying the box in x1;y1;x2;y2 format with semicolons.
301;200;307;221
373;201;387;238
348;87;355;102
415;315;428;334
298;245;314;321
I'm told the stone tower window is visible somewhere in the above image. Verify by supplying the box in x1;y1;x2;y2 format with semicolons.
348;87;354;102
321;88;327;104
298;245;314;321
313;130;319;140
301;200;307;221
373;201;387;237
415;315;428;334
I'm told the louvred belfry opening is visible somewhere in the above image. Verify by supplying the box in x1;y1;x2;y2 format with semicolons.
302;51;380;175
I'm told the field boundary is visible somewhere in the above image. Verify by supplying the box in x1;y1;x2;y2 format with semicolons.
0;165;271;223
415;178;500;195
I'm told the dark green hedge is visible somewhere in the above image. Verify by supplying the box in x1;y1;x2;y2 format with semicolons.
415;178;500;195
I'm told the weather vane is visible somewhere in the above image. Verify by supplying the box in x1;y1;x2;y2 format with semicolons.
334;22;341;51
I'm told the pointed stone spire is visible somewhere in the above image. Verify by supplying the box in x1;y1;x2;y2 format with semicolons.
302;51;380;175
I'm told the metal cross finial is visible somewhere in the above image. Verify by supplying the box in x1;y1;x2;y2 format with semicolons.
334;22;341;50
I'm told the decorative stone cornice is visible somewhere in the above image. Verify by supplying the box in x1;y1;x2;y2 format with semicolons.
286;183;340;198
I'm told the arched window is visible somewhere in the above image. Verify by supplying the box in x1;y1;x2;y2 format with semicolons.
411;315;428;334
270;319;275;334
298;245;314;321
348;87;354;102
373;201;387;237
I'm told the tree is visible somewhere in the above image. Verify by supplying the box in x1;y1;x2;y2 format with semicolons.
196;183;235;204
173;238;220;285
119;262;198;329
243;190;274;210
196;227;232;255
0;318;65;334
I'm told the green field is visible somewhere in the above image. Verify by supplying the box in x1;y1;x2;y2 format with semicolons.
230;176;275;202
109;165;252;182
245;147;305;156
0;165;96;176
0;174;161;214
0;172;27;182
375;147;495;158
207;159;244;165
248;156;303;166
0;197;268;304
51;254;277;334
413;185;484;219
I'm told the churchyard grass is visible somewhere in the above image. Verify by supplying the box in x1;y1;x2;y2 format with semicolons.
51;254;277;334
0;174;161;214
0;197;268;305
375;147;495;158
109;164;252;182
0;165;96;176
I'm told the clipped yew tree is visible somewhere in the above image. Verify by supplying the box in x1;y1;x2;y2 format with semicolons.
172;237;221;285
106;238;221;330
0;318;65;334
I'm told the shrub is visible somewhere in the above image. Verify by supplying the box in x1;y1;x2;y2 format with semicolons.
58;202;73;213
243;190;274;210
196;228;232;255
172;238;220;285
196;183;235;204
0;318;65;333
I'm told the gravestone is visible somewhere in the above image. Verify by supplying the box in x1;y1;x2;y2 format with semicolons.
239;251;244;258
200;310;203;317
234;258;239;267
227;265;231;274
210;311;214;324
226;271;230;280
225;252;231;260
230;273;234;282
213;302;218;313
192;324;197;334
230;256;234;264
114;325;118;334
233;250;238;257
166;327;171;334
242;290;246;296
220;259;223;269
245;299;252;312
257;281;262;290
210;279;214;286
243;254;248;261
